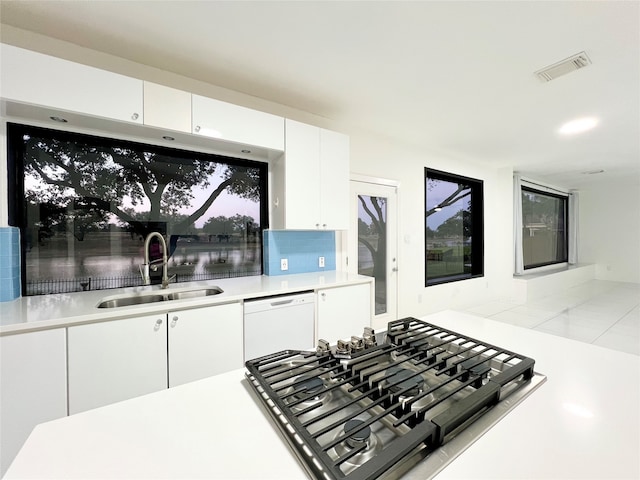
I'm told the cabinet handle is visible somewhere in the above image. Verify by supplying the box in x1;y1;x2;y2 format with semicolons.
154;318;163;331
322;223;327;228
194;125;201;133
321;292;326;300
131;112;139;121
171;316;178;328
316;223;320;228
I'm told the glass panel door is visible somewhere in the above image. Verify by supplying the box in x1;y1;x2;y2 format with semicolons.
349;181;397;328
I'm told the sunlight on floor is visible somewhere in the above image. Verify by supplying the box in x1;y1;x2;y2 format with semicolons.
465;280;640;356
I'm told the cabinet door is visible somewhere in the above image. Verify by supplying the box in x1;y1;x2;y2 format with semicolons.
143;81;191;132
168;302;243;388
0;329;67;477
317;283;372;343
0;44;143;124
192;94;284;150
68;315;167;415
320;128;350;230
283;119;321;229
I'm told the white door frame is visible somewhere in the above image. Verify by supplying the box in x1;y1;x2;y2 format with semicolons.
349;174;399;330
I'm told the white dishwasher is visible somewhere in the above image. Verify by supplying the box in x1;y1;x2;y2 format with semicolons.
243;292;315;361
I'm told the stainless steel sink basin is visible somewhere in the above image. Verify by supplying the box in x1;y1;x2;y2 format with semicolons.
165;287;223;301
97;287;223;308
97;294;166;309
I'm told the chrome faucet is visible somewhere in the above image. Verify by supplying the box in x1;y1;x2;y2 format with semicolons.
142;232;171;289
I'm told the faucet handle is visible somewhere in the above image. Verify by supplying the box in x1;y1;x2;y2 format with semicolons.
162;274;176;289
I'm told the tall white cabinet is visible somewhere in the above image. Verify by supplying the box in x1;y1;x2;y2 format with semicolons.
0;329;67;477
274;119;349;230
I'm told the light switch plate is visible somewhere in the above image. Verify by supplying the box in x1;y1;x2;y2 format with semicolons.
280;258;288;271
319;256;325;268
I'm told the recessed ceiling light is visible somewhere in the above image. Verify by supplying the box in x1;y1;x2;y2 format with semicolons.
558;117;599;135
162;135;175;141
241;149;251;154
581;169;605;175
49;116;68;123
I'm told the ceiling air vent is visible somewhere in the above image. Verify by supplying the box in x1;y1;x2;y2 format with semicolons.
534;51;592;82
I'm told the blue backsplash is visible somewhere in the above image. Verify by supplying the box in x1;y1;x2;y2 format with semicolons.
263;230;336;276
0;227;21;302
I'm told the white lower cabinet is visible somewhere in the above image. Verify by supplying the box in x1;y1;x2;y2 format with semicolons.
317;283;372;343
68;314;168;415
0;329;67;477
168;303;243;387
68;303;243;413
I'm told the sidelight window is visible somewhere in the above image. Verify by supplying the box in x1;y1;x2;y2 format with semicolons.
425;168;484;286
521;187;568;269
7;123;268;295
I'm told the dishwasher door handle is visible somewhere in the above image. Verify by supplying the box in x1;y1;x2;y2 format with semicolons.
269;299;295;307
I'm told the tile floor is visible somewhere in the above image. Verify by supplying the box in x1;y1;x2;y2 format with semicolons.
465;279;640;356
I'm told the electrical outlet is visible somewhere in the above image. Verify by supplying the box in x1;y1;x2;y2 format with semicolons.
280;258;288;271
319;256;325;268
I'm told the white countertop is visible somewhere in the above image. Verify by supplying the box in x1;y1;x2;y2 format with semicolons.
4;311;640;479
0;271;372;335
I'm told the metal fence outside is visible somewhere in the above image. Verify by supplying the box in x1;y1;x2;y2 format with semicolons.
25;269;262;296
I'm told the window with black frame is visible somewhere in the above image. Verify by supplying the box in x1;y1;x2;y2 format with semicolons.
425;168;484;286
521;187;568;269
7;123;268;296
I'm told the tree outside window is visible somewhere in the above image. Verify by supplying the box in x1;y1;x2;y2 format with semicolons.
8;123;267;295
425;168;483;285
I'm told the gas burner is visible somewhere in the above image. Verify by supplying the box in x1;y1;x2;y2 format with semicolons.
332;418;382;473
286;375;332;412
385;367;424;396
382;366;437;411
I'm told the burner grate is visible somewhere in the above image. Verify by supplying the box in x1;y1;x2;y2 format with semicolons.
245;317;537;480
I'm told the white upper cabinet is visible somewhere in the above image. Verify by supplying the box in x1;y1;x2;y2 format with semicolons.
282;119;322;229
143;81;191;132
319;127;350;229
0;44;143;124
192;94;284;150
278;119;350;230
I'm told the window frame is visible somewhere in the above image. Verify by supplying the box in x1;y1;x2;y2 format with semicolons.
7;122;269;296
521;185;569;270
424;168;484;287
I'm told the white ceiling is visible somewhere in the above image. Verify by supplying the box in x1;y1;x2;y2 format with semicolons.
1;1;638;188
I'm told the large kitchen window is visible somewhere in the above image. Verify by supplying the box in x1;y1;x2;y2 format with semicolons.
521;187;568;269
425;168;483;286
7;123;268;295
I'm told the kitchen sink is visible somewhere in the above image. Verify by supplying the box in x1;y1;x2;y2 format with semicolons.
96;287;223;308
165;287;223;300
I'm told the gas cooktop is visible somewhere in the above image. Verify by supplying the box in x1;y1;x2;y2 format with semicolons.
245;317;546;480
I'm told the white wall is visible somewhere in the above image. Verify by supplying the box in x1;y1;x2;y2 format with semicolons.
348;130;515;317
579;179;640;283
